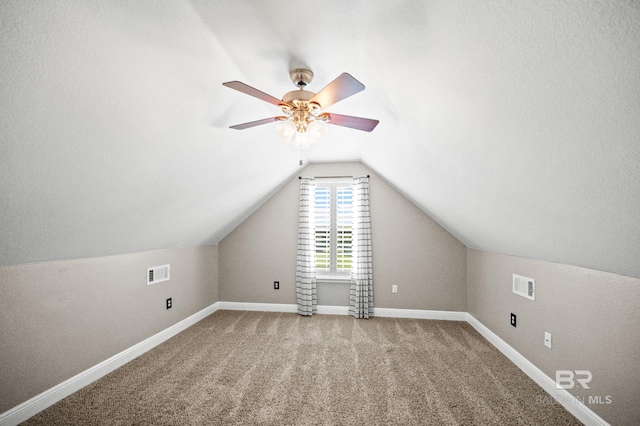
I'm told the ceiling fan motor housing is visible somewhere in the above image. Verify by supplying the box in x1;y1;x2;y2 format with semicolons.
282;90;315;103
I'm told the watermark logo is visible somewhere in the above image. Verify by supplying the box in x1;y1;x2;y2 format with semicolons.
536;370;613;406
555;370;592;389
536;394;612;405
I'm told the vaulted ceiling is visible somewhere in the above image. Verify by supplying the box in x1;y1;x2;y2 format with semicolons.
1;1;639;277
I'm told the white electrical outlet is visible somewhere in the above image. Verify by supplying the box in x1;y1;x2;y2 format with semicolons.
392;285;398;293
544;332;552;349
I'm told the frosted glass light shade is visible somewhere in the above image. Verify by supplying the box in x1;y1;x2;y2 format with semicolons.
276;121;296;142
307;121;327;144
293;131;310;149
277;119;326;148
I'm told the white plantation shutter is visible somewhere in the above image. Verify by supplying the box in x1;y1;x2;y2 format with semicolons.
314;180;353;278
336;185;353;272
314;185;331;272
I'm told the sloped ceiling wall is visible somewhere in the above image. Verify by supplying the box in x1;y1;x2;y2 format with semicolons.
1;1;639;277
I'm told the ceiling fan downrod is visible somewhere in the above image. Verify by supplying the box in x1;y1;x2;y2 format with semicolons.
289;68;314;89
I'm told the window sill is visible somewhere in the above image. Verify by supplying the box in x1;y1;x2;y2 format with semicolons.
316;277;352;285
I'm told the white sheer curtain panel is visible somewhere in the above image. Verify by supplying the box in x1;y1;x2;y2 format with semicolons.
296;178;317;316
349;176;373;318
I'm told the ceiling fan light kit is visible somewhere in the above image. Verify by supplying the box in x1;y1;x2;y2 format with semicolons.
222;68;378;148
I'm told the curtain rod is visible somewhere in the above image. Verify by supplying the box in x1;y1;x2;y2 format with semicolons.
298;175;370;179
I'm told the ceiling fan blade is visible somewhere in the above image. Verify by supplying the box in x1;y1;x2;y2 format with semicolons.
222;81;284;107
229;117;283;130
323;113;379;132
310;73;365;109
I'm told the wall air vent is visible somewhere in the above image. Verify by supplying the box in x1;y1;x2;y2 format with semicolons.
513;274;535;300
147;264;170;285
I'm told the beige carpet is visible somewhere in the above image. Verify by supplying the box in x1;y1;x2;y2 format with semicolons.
23;310;581;425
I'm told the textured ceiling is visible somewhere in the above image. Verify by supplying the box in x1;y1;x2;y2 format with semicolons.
1;1;639;277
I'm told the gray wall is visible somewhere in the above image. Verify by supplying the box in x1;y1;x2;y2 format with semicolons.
466;249;640;425
5;158;638;425
0;245;218;413
219;162;467;311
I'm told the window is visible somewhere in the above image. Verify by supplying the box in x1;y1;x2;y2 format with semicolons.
314;179;354;279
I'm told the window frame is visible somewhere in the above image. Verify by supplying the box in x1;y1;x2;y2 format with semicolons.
313;178;354;281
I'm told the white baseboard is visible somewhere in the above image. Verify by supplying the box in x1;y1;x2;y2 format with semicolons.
1;303;610;426
216;302;467;321
218;302;349;315
0;302;221;426
217;302;352;316
318;305;350;315
216;301;298;313
374;307;467;321
465;313;610;426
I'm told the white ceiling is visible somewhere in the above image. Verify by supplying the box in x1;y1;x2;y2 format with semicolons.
1;1;639;277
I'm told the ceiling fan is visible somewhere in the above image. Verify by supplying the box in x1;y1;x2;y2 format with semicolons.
222;69;379;148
